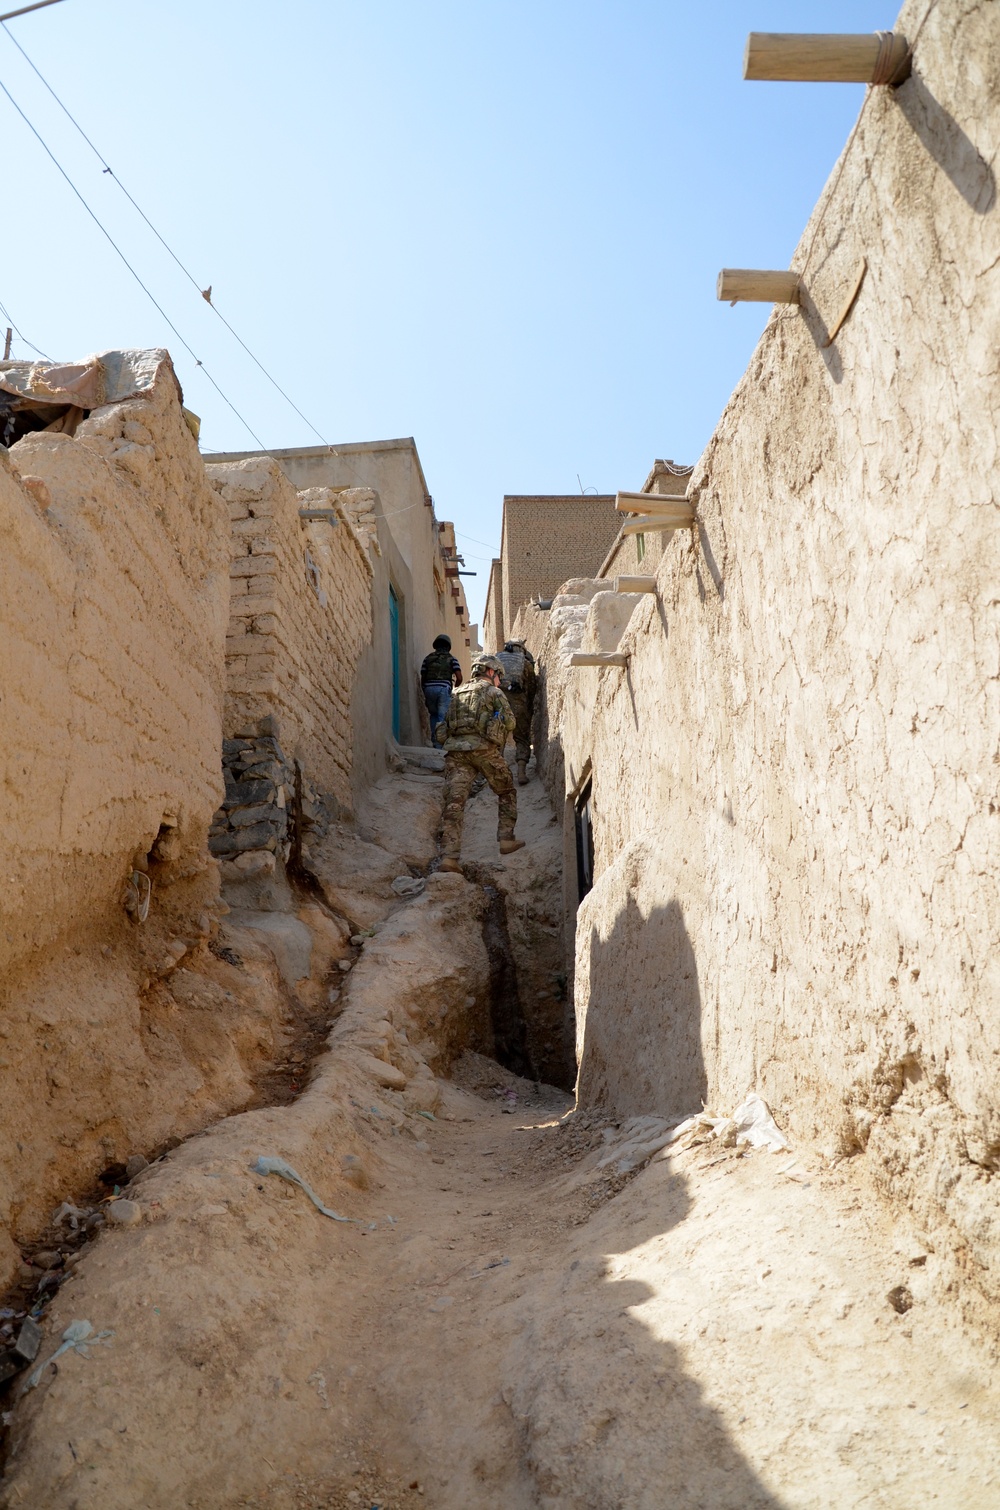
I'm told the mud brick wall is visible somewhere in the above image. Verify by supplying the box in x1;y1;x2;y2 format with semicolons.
0;369;232;1285
530;0;1000;1304
206;458;374;816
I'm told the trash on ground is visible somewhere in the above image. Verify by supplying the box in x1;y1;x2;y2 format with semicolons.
51;1202;91;1232
391;875;425;897
0;1318;42;1387
730;1094;790;1153
250;1156;356;1223
23;1320;113;1392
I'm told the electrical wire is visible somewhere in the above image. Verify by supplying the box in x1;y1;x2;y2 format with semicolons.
0;68;276;451
0;31;482;534
0;294;50;358
1;19;334;451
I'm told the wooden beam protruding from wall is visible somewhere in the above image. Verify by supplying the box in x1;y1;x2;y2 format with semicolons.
717;269;801;304
743;31;911;85
568;652;629;668
613;576;657;595
621;515;694;536
615;491;691;514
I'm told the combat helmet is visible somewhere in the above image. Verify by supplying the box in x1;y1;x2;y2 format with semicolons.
471;654;505;679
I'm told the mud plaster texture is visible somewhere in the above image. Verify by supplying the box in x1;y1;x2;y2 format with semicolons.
207;457;374;816
519;0;1000;1317
4;766;1000;1510
0;372;272;1285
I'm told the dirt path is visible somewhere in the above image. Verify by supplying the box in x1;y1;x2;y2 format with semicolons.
3;768;999;1508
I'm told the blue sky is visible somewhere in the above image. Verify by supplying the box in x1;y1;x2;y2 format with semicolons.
0;0;894;623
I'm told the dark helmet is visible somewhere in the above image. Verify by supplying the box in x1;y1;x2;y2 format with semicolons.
432;634;452;651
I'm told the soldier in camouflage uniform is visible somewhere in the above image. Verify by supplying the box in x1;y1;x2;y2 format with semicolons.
437;657;525;872
495;638;537;785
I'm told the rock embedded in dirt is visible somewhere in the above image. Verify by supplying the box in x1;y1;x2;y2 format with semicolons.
352;1051;407;1091
106;1199;142;1227
31;1250;62;1270
341;1154;370;1190
125;1155;149;1180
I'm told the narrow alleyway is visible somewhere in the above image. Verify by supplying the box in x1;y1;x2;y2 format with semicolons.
1;765;998;1509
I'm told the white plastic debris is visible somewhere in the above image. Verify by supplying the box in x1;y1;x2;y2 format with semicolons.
250;1155;356;1223
23;1320;114;1392
730;1093;790;1153
391;875;425;897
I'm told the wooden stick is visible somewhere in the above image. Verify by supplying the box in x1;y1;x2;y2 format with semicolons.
822;256;867;347
615;491;690;514
568;652;629;668
621;508;694;535
717;269;800;304
743;32;911;85
613;576;657;595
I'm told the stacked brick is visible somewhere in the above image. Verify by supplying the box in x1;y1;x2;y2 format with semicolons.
205;458;374;819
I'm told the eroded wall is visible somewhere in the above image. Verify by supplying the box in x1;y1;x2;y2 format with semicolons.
528;0;1000;1298
0;373;287;1287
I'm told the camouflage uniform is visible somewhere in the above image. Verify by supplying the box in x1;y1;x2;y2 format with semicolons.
438;678;517;860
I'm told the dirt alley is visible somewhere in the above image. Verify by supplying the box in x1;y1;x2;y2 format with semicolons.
2;764;999;1509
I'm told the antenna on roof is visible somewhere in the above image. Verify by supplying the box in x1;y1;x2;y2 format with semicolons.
576;473;598;496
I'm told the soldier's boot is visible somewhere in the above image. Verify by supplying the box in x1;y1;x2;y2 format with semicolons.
516;760;528;786
438;856;463;873
499;837;526;855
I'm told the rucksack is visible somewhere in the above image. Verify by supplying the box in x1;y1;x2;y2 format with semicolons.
496;647;526;688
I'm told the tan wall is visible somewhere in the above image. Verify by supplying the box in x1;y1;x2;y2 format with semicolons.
207;440;470;740
483;558;504;653
530;0;1000;1297
206;458;373;812
500;495;620;635
0;371;251;1284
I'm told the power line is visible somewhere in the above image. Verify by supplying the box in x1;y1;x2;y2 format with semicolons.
0;294;50;358
0;67;275;451
0;36;448;510
1;19;335;451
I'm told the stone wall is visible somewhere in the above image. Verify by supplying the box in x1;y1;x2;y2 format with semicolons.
524;0;1000;1304
207;458;374;829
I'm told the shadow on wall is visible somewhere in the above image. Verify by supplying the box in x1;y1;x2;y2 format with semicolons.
509;1122;786;1506
576;881;708;1121
894;71;996;214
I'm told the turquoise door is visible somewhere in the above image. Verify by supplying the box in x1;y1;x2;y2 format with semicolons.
389;586;401;741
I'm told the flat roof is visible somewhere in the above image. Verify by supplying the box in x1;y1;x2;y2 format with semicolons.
203;436;431;503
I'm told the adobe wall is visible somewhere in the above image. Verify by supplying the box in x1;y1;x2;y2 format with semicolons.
527;0;1000;1300
0;372;280;1288
206;458;374;826
208;439;471;741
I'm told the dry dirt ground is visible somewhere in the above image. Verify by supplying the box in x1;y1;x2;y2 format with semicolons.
2;763;999;1508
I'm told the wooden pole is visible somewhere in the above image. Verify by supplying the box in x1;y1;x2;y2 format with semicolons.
621;515;693;536
717;269;800;304
613;576;657;595
743;32;911;85
568;652;629;668
3;329;11;360
616;498;694;522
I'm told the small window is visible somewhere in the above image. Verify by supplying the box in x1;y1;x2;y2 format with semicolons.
636;532;645;563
